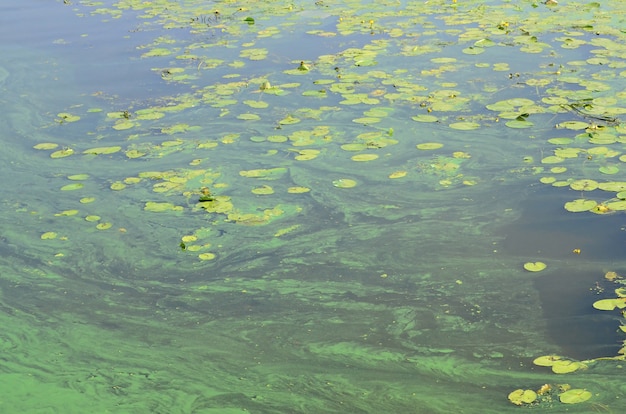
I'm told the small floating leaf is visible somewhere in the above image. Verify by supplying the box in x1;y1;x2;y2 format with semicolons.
34;143;59;150
60;183;84;191
416;142;444;150
559;389;591;404
198;252;216;261
533;355;562;366
389;171;407;179
564;199;597;212
551;360;585;374
449;121;481;130
523;261;546;272
251;185;274;195
41;231;58;240
592;298;626;311
96;222;113;230
333;178;357;188
83;146;122;155
508;389;537;406
351;154;379;161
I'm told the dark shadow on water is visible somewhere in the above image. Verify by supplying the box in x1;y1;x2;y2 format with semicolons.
533;270;622;360
498;186;625;360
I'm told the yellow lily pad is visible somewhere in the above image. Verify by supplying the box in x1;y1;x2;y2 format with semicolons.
508;389;537;406
592;298;626;311
416;142;444;150
41;231;58;240
333;178;357;188
524;261;546;272
559;389;591;404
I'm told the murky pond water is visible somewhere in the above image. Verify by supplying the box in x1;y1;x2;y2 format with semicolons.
2;0;626;412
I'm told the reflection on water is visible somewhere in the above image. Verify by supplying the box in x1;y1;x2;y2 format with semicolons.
2;1;626;412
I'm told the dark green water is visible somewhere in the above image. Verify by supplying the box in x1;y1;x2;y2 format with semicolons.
1;0;626;412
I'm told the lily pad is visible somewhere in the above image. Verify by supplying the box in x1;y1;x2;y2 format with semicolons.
507;389;537;406
449;121;481;130
592;298;626;311
333;178;357;188
416;142;444;150
564;199;597;212
559;389;591;404
523;261;546;272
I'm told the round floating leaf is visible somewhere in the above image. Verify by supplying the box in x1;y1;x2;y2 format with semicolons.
598;182;626;192
564;199;597;212
411;114;439;123
557;121;589;130
606;200;626;211
57;112;80;122
279;115;300;125
416;142;444;150
548;137;573;145
508;389;537;406
125;149;147;159
198;252;216;261
33;143;59;150
352;117;381;125
351;154;379;161
287;186;310;194
552;360;585;374
462;46;484;55
85;215;101;222
68;174;89;181
55;209;79;217
599;165;619;175
541;155;564;164
41;231;58;240
112;120;136;130
83;146;122;155
333;178;357;188
389;171;407;179
110;182;126;191
524;261;547;272
593;298;626;311
61;183;84;191
80;197;95;204
570;179;598;191
237;113;261;121
559;389;591;404
341;143;368;152
50;148;74;158
96;222;112;230
181;235;197;243
251;185;274;195
449;121;480;130
533;355;562;366
505;119;534;128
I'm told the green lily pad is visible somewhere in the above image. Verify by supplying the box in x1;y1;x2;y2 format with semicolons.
449;121;481;130
570;179;598;191
559;389;592;404
564;199;597;212
60;183;84;191
508;389;537;406
83;146;122;155
551;360;585;374
333;178;357;188
599;165;619;175
416;142;444;150
592;298;626;311
523;261;547;272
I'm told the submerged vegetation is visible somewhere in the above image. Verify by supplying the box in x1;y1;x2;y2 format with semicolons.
1;0;625;412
